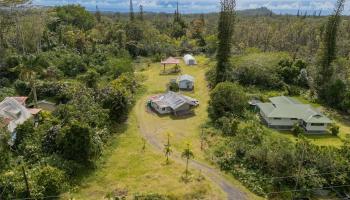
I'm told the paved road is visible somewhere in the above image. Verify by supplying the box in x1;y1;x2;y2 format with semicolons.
135;101;246;200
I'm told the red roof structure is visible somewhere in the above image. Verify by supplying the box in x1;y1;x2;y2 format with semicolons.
161;57;180;65
28;108;42;115
12;97;28;106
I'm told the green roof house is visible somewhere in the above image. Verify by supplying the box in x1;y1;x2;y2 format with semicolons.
257;96;332;133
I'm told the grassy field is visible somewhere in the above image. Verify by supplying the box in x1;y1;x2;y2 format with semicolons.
135;56;212;161
135;56;263;200
65;112;226;199
65;56;263;200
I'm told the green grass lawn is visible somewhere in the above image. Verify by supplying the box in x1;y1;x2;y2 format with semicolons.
135;56;263;200
65;56;262;200
64;112;226;199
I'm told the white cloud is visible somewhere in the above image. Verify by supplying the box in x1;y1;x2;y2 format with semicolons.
31;0;350;14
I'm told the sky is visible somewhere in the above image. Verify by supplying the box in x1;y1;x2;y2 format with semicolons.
30;0;350;15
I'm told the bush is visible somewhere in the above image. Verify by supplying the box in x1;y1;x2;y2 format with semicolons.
0;78;10;87
286;85;301;96
216;116;239;136
55;5;95;30
232;52;289;89
329;124;340;136
14;80;30;96
58;122;100;164
292;123;305;136
168;81;179;92
208;82;248;120
33;165;66;196
58;54;87;77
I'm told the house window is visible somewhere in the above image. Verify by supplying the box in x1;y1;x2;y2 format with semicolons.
273;118;282;120
311;123;324;126
162;108;166;111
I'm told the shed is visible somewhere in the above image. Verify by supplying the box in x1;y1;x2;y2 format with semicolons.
183;54;197;66
177;74;195;90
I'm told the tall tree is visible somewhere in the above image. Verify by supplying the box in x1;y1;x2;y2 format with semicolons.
129;0;134;21
171;1;186;39
215;0;236;85
95;5;101;22
316;0;345;99
139;5;144;21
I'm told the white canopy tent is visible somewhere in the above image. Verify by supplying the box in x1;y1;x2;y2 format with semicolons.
183;54;197;66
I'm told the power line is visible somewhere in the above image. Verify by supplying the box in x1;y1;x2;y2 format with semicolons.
236;169;350;181
267;184;350;195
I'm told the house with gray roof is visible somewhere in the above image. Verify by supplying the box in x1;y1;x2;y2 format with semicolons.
0;97;33;133
257;96;332;133
177;74;194;90
149;91;199;116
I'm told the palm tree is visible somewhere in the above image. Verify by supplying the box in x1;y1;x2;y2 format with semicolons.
164;133;172;164
17;55;40;107
181;143;194;178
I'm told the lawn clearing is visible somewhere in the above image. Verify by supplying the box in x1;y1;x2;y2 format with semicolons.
135;56;263;200
64;112;225;199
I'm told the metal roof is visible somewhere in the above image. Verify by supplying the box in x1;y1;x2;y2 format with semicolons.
257;96;332;124
178;74;194;82
0;97;32;132
161;57;180;64
269;96;301;105
151;91;197;110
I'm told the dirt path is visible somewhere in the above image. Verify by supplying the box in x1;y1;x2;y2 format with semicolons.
136;100;246;200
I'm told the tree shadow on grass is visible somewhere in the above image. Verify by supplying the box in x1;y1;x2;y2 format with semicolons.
69;121;129;187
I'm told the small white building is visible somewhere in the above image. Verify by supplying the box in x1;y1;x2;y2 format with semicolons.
177;74;194;90
183;54;197;66
257;96;332;133
149;91;199;116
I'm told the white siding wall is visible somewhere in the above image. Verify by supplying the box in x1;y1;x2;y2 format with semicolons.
260;110;297;128
305;123;328;132
179;80;194;90
268;118;296;126
151;102;171;114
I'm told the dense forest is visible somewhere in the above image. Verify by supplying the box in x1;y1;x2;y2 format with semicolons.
0;0;350;199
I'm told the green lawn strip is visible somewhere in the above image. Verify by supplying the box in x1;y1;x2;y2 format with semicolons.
136;57;263;200
65;105;225;199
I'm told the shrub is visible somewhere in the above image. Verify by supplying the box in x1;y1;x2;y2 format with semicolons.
168;81;179;92
58;122;100;164
33;165;66;196
292;123;304;136
208;82;248;121
216;116;239;136
58;54;87;77
55;5;95;30
329;124;340;136
14;80;30;96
